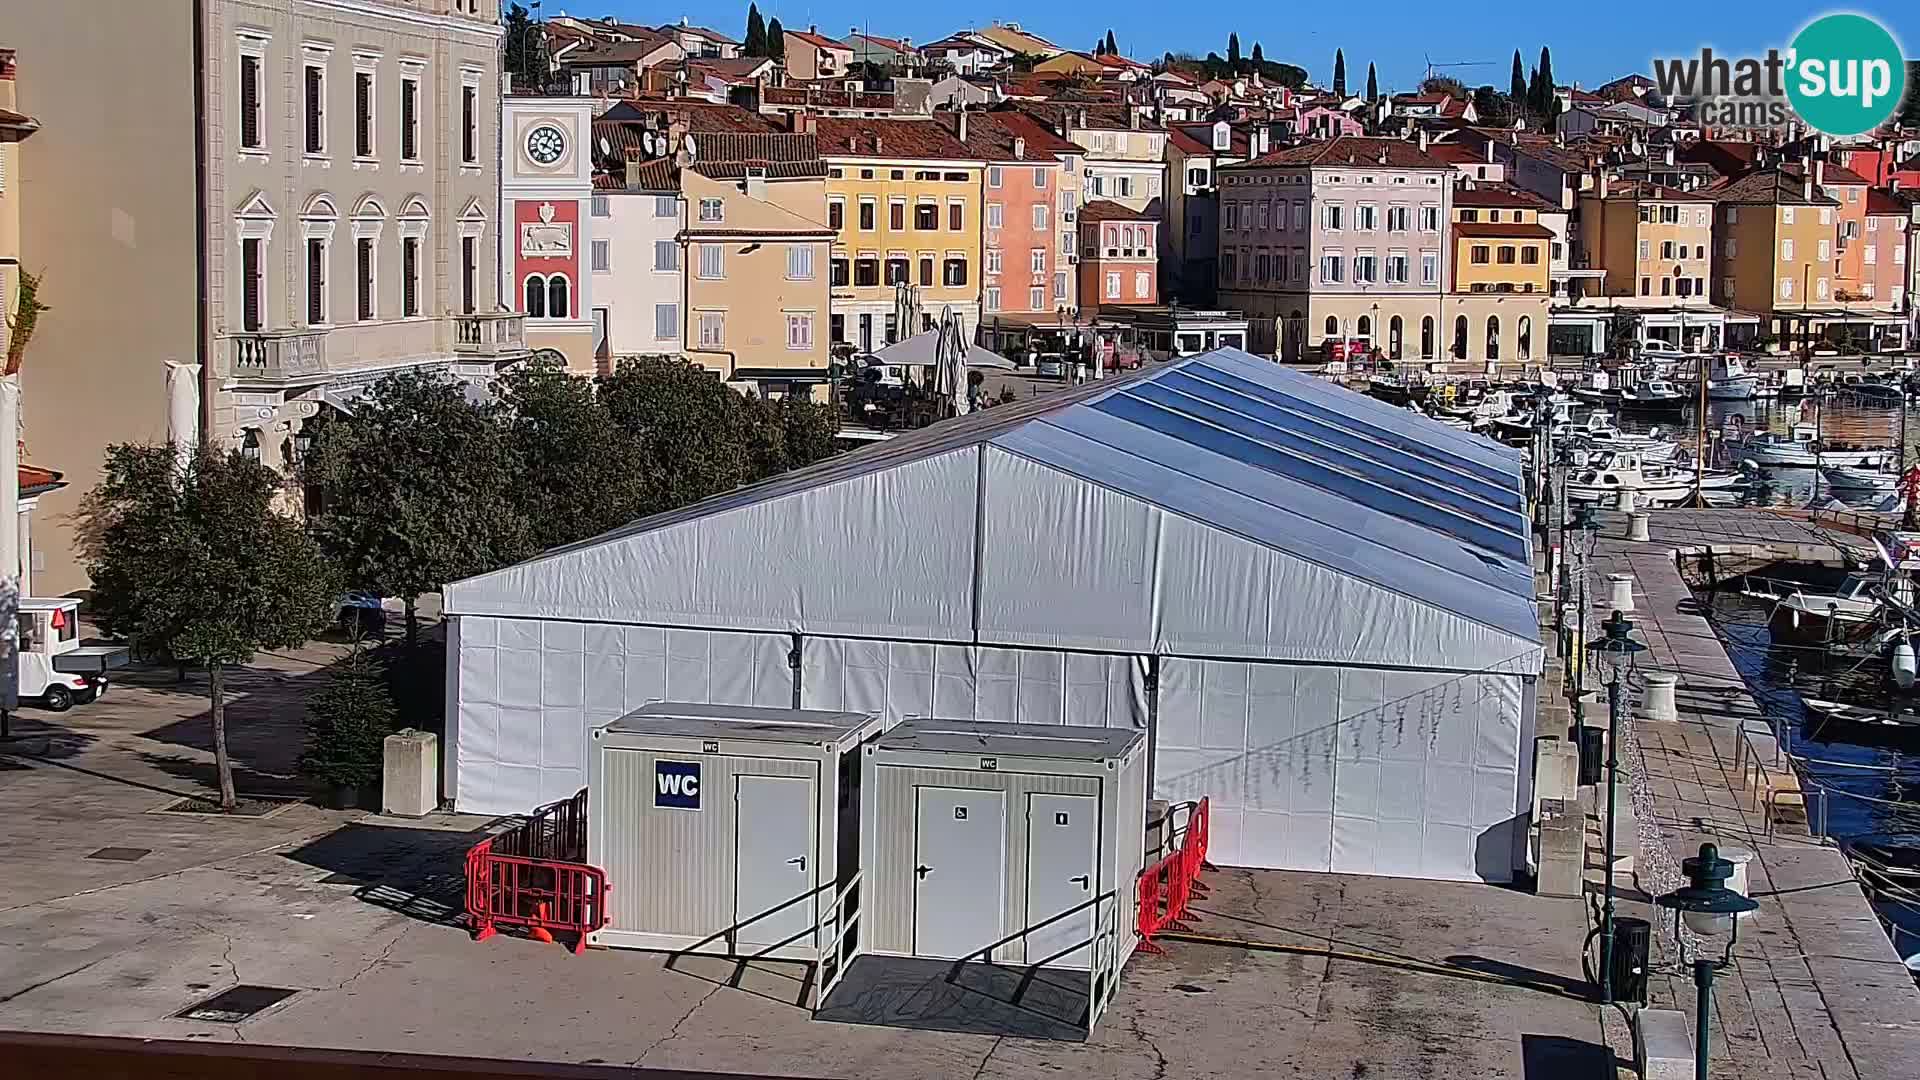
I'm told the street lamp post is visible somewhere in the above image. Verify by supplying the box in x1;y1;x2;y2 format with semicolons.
1655;843;1760;1080
1568;503;1599;718
1587;609;1647;1005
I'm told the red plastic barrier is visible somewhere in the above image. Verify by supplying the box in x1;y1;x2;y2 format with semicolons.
465;790;607;954
1137;797;1212;952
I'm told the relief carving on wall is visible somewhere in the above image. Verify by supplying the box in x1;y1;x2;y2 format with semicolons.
520;202;573;258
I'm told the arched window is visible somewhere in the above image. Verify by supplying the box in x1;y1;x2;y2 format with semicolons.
1324;314;1339;338
524;274;547;318
1518;315;1533;360
1452;315;1468;359
547;274;570;319
1486;315;1501;361
1356;314;1372;340
1420;316;1434;359
1389;315;1404;359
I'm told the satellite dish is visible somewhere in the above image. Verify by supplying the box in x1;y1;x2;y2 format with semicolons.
683;134;698;161
598;135;612;157
642;131;656;155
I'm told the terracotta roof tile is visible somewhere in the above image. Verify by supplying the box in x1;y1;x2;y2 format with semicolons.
785;29;847;50
1227;136;1450;171
1077;199;1152;222
1454;221;1555;239
1867;186;1913;216
1597;180;1714;203
814;116;977;160
1703;167;1840;206
956;111;1078;161
1453;183;1557;210
18;464;62;496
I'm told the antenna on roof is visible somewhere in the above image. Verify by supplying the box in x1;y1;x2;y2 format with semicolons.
597;135;612;157
683;133;699;162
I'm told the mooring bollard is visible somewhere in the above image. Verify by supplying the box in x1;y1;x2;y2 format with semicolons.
1627;512;1651;542
1615;488;1637;512
1642;672;1678;721
1608;573;1635;613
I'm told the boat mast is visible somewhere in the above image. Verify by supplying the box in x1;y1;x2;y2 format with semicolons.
1692;353;1708;508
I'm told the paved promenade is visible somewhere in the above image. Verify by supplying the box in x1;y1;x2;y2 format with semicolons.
1576;507;1920;1079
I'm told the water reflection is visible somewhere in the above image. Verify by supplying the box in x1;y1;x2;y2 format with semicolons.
1605;396;1913;509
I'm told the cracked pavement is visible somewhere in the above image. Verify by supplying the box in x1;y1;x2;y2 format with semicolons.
0;640;1616;1078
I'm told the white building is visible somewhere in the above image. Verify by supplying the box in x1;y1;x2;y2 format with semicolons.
443;349;1545;885
589;155;683;362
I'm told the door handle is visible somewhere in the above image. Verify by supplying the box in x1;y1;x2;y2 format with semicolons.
788;855;807;873
915;864;932;879
1071;874;1090;889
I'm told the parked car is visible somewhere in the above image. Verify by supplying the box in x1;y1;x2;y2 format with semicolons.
1035;353;1068;379
337;592;389;637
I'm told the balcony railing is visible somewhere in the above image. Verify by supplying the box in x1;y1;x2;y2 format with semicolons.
454;312;528;358
225;329;328;383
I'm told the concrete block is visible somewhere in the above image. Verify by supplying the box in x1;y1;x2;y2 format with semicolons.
1534;737;1579;805
1537;817;1584;898
1635;1008;1694;1080
382;730;439;817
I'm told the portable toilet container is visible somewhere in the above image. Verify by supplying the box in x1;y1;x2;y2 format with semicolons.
859;718;1148;1013
586;703;883;969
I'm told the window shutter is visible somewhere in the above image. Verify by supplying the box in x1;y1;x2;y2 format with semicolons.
240;55;260;148
461;236;476;314
242;238;262;331
308;239;325;323
357;238;373;319
401;80;417;160
403;238;418;316
462;87;477;163
305;67;324;153
355;73;372;156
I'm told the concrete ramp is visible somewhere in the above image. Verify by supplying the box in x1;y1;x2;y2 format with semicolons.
814;955;1092;1041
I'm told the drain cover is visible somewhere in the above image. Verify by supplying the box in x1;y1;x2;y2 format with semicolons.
86;847;152;862
175;985;300;1023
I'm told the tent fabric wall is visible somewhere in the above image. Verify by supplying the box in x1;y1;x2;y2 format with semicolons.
451;616;793;815
797;638;1144;730
1152;657;1527;883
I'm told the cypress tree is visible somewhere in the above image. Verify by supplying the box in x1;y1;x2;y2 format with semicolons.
1104;29;1118;56
767;17;785;62
1535;46;1556;115
1510;50;1527;107
743;4;766;57
1252;42;1264;65
1333;49;1346;97
1366;62;1378;101
1228;33;1241;70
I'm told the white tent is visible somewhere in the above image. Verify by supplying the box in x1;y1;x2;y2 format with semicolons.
444;349;1544;883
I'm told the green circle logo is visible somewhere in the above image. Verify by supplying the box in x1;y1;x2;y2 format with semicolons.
1787;14;1907;136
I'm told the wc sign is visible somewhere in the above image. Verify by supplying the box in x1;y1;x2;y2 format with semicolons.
654;760;702;809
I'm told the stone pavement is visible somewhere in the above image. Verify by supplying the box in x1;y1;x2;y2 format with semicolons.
1571;509;1920;1080
0;645;1620;1079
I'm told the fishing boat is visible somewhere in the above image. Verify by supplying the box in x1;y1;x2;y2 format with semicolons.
1848;378;1907;406
1705;355;1762;401
1581;449;1744;491
1821;464;1904;493
1742;571;1883;639
1617;379;1689;412
1564;454;1696;506
1802;697;1920;731
1739;423;1893;469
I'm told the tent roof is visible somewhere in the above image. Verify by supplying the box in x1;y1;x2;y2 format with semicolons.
871;330;1017;369
447;349;1540;673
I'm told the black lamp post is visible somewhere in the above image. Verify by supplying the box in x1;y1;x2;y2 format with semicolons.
1656;843;1759;1080
1568;503;1600;712
1587;609;1646;1005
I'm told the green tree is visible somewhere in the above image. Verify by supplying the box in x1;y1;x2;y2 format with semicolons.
1366;61;1378;101
1510;50;1528;110
1473;85;1510;126
305;371;532;650
598;356;757;512
767;17;785;62
86;445;337;810
1532;46;1556;117
1103;29;1118;55
298;648;398;793
744;4;767;57
1333;49;1346;97
1227;33;1240;70
495;356;649;552
1251;42;1264;65
503;3;541;90
1420;75;1468;100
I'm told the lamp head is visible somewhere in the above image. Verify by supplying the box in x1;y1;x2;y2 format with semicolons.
1587;609;1647;677
1657;842;1759;942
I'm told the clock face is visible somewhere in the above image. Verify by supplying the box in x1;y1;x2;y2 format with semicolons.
526;124;566;165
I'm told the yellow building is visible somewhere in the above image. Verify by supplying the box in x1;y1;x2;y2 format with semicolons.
816;116;985;351
1577;179;1715;305
1707;167;1841;349
679;162;835;400
1447;184;1552;364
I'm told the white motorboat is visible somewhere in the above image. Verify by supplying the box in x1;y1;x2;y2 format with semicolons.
1581;449;1742;491
1802;697;1920;731
1705;355;1761;401
1741;571;1882;638
1565;453;1696;506
1739;423;1892;469
1821;464;1903;493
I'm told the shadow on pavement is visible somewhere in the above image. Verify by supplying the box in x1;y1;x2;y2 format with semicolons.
1519;1032;1622;1079
283;821;496;928
1444;954;1595;1001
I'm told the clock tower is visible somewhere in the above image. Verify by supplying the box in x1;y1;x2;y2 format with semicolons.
502;95;596;372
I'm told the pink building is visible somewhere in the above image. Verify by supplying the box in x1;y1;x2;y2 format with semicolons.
1077;200;1158;308
1293;104;1362;140
960;111;1082;320
1863;186;1910;309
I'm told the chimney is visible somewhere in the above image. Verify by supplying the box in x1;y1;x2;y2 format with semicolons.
1129;108;1139;130
874;133;884;153
1485;139;1494;164
958;109;968;142
1013;135;1025;157
1804;168;1813;203
1894;177;1903;193
625;147;644;191
809;24;818;34
1418;127;1430;153
1597;170;1609;199
1077;107;1089;130
745;168;768;201
1378;146;1389;165
1664;144;1674;166
1814;157;1825;188
847;135;857;152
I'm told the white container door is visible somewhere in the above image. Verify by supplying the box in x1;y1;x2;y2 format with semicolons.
912;786;1006;960
1024;793;1099;968
734;774;816;951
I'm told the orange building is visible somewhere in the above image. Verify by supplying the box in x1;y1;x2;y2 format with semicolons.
957;111;1081;323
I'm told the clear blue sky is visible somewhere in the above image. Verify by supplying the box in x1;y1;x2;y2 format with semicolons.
551;1;1918;93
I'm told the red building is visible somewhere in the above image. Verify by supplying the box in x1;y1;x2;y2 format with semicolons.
1077;200;1158;309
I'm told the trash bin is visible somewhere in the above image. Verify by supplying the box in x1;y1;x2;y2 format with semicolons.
1576;724;1605;787
1610;916;1652;1004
